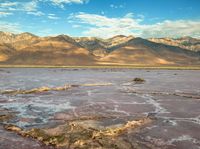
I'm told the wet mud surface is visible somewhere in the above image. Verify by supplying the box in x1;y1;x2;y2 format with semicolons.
0;68;200;149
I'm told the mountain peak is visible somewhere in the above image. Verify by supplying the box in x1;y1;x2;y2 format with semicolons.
109;35;127;39
0;31;15;36
18;32;37;37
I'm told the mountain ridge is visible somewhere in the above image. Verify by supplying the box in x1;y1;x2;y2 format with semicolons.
0;31;199;66
149;37;200;52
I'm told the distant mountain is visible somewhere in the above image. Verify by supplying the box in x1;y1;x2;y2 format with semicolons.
74;35;135;57
97;37;199;65
149;37;200;52
0;32;94;65
0;31;199;66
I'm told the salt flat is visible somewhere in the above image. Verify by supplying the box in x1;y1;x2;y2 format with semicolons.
0;68;200;149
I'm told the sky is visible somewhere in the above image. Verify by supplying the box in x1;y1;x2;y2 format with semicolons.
0;0;200;38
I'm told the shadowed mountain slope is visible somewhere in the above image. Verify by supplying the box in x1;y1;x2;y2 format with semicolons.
0;32;199;66
149;37;200;52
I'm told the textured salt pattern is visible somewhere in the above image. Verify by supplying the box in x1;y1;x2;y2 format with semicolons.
0;68;200;149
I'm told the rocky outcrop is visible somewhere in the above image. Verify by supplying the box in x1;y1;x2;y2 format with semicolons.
4;116;152;149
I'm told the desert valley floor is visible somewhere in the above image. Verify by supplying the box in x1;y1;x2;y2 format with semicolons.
0;68;200;149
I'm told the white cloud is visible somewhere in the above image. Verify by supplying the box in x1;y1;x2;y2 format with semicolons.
48;13;56;16
48;15;60;19
0;2;18;12
0;2;18;7
72;24;81;28
110;4;116;9
0;21;22;33
23;1;38;12
0;1;37;12
47;13;60;19
50;0;89;8
69;12;200;38
27;11;44;16
124;13;134;18
22;1;45;17
70;12;140;27
0;1;44;17
0;12;13;17
141;20;200;38
69;12;142;38
110;4;125;9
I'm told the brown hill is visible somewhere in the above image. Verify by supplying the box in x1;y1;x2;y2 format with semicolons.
149;37;200;52
0;32;199;66
0;32;95;65
98;38;199;65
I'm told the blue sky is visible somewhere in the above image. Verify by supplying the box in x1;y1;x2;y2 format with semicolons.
0;0;200;38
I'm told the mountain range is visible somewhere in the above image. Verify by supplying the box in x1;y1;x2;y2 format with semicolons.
0;31;199;66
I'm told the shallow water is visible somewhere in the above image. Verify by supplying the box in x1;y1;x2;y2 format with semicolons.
0;68;200;149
